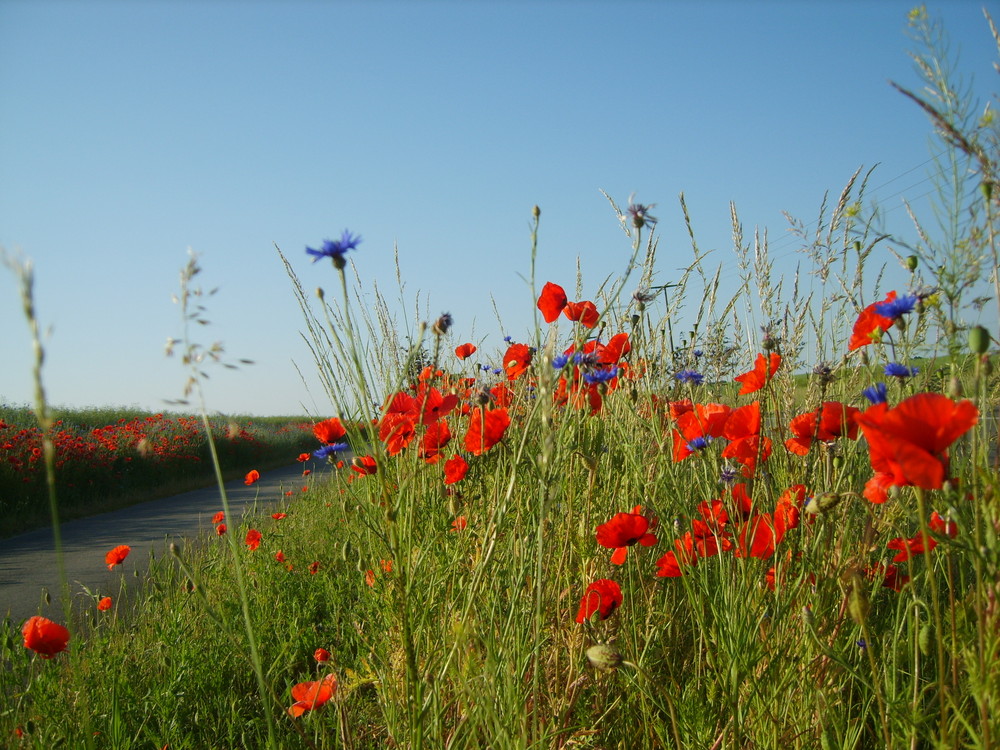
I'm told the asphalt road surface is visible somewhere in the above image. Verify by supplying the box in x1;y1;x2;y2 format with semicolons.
0;462;326;629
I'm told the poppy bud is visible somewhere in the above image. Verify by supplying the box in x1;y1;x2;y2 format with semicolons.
43;590;50;606
801;605;814;628
982;181;994;201
847;575;869;626
906;255;919;271
831;456;844;470
918;623;933;656
586;644;623;672
316;287;325;300
947;376;964;399
533;205;541;219
805;492;841;515
340;541;352;562
968;325;990;355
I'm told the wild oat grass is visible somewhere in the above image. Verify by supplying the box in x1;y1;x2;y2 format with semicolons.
1;8;999;749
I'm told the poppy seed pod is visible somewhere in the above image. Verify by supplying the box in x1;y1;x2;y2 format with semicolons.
586;644;623;672
906;255;919;271
968;325;990;355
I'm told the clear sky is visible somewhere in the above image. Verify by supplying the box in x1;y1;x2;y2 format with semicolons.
1;1;996;417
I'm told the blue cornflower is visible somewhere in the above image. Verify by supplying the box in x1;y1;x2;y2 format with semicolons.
861;382;888;405
675;369;704;386
491;368;502;376
719;465;738;484
583;366;619;385
885;362;919;379
314;442;349;461
572;352;599;366
686;436;713;452
693;349;703;358
875;294;918;319
306;229;362;268
503;335;513;343
551;354;570;369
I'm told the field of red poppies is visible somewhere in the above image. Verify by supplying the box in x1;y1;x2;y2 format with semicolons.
2;11;1000;749
0;405;318;537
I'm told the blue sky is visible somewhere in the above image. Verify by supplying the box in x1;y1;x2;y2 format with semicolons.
1;1;996;417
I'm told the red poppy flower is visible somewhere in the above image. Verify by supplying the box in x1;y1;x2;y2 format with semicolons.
693;498;729;538
272;512;287;520
569;332;632;365
444;454;469;484
503;343;533;380
212;511;225;524
848;292;897;350
97;596;112;611
275;550;286;563
22;616;70;658
313;418;347;444
655;534;699;578
297;452;311;462
465;407;511;455
451;516;468;532
595;507;658;565
722;402;771;475
244;469;260;485
105;545;131;570
575;579;623;623
419;420;451;462
734;353;781;395
287;674;337;718
455;342;477;360
734;514;776;559
856;393;978;490
784;402;861;455
416;387;459;426
350;455;378;476
379;412;417;456
309;561;320;575
537;282;569;323
888;532;935;562
930;510;958;538
564;300;600;329
216;523;227;536
490;383;514;408
671;402;731;461
773;484;806;543
314;648;330;663
865;562;910;592
245;529;262;551
364;569;376;587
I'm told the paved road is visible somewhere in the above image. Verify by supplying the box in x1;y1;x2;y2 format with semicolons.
0;462;327;628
